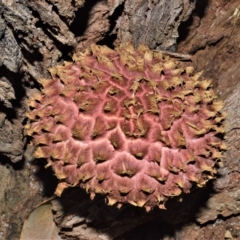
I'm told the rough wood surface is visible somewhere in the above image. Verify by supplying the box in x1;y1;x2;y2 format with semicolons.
111;0;196;50
1;0;240;239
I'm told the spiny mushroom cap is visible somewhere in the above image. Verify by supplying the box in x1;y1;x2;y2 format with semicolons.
26;43;226;211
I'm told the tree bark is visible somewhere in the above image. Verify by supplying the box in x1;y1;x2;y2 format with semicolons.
1;0;239;239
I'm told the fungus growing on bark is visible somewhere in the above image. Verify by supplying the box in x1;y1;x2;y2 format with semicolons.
26;43;226;211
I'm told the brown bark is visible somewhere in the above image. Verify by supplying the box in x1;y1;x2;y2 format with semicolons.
0;0;239;239
111;0;196;50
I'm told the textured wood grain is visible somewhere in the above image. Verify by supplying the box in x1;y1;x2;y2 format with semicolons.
111;0;196;50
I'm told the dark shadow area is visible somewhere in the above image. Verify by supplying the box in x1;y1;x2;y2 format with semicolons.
0;154;24;170
118;220;178;240
32;158;59;197
22;73;41;91
51;180;215;239
118;182;214;239
0;103;17;122
21;45;44;64
98;2;125;48
70;0;103;37
195;0;209;19
177;0;209;44
98;33;117;49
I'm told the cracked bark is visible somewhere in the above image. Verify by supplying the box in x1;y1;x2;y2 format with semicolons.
2;0;239;240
